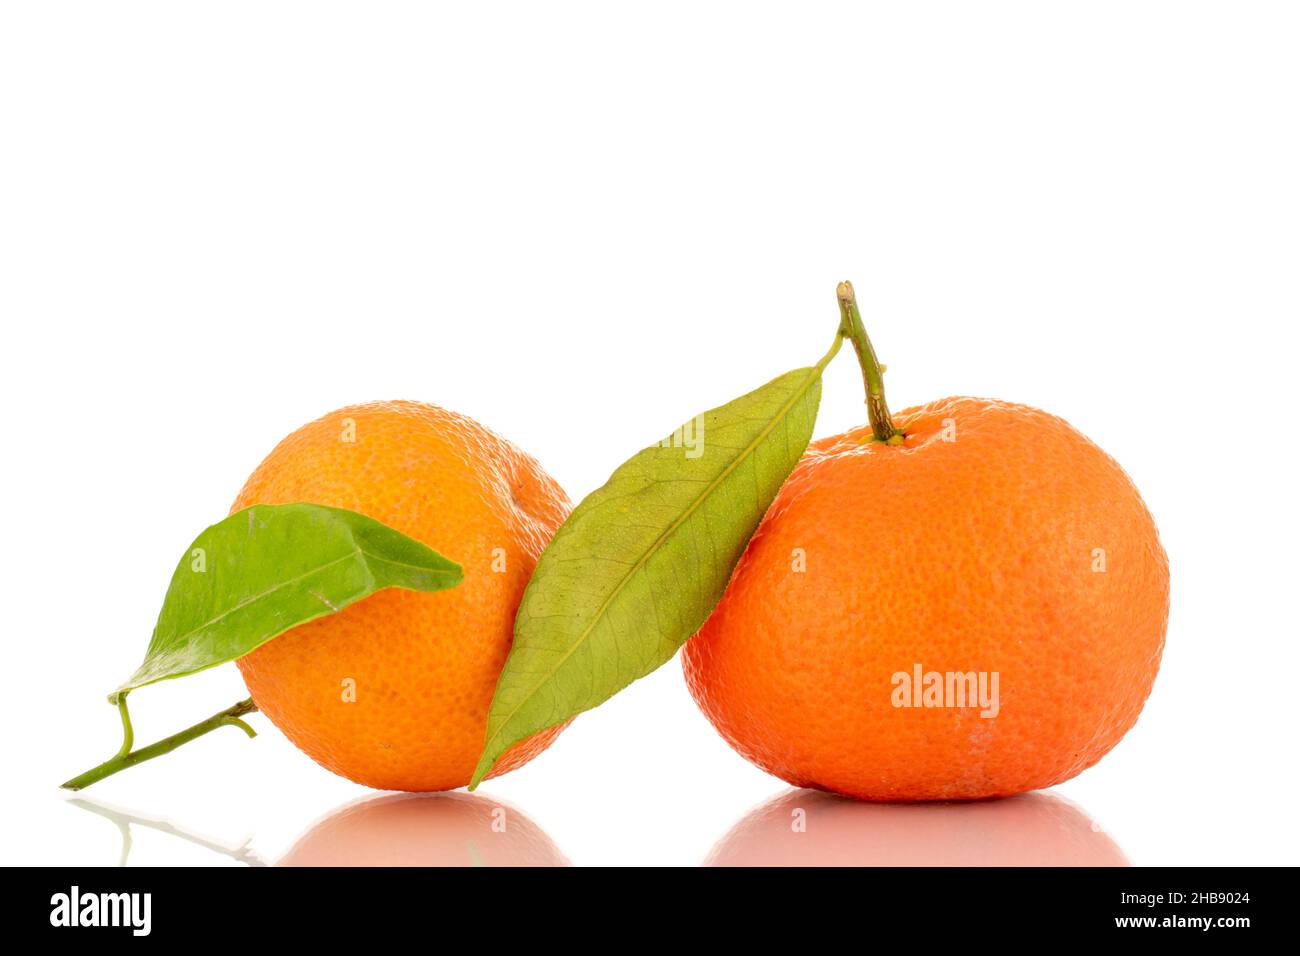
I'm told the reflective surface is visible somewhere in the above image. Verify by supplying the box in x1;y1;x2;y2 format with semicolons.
278;792;571;867
70;791;570;867
705;789;1128;866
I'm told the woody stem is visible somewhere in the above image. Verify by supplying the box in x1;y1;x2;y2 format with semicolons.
836;280;899;443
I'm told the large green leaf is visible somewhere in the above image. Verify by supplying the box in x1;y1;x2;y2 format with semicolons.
113;503;462;697
471;348;838;787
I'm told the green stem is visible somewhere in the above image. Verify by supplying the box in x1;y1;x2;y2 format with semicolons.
61;697;259;791
114;695;133;758
817;323;846;371
836;280;900;443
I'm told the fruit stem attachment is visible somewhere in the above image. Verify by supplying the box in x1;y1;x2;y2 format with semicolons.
836;280;900;443
114;695;133;758
61;697;259;791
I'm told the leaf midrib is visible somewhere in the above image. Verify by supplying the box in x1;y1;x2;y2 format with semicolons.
482;364;823;755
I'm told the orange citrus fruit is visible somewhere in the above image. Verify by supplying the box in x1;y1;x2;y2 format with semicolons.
232;400;571;791
683;396;1169;801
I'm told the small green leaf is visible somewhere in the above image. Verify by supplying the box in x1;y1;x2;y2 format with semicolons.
471;341;840;786
114;503;463;697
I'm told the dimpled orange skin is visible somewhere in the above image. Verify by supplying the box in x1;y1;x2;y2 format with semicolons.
232;400;571;792
682;397;1169;801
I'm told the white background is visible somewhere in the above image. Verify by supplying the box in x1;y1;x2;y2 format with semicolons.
2;1;1297;867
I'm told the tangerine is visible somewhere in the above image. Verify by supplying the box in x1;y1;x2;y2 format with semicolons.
232;400;570;791
682;284;1169;800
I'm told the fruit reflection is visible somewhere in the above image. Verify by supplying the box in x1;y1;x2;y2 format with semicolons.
278;791;569;867
706;789;1127;866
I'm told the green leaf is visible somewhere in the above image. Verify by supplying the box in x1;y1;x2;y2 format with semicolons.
471;341;840;786
113;503;463;698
